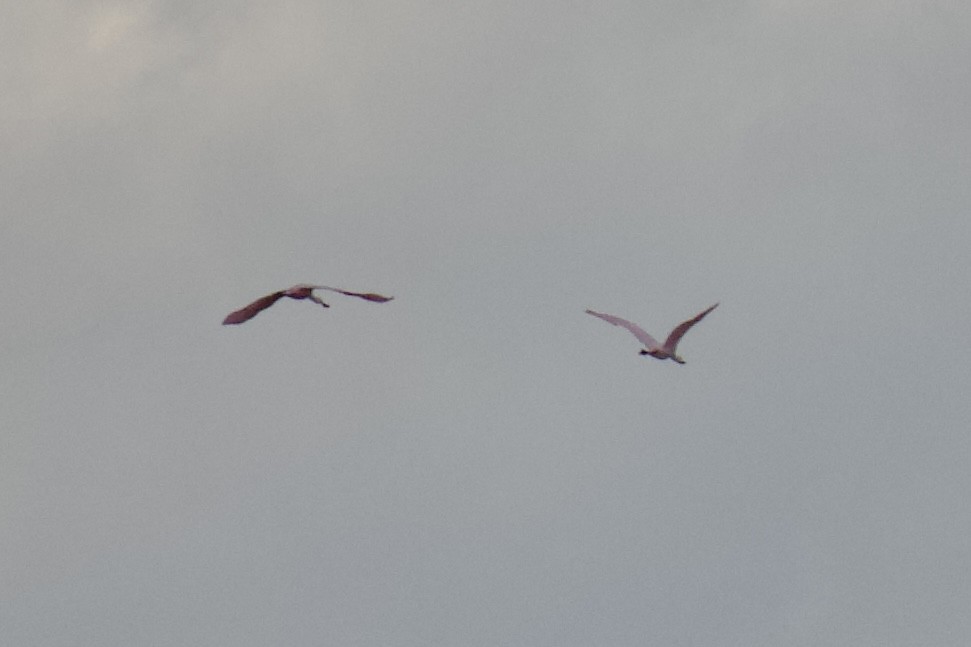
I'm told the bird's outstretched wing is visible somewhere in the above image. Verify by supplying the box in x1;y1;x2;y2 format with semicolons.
222;291;286;325
585;309;661;350
662;303;719;352
316;286;394;303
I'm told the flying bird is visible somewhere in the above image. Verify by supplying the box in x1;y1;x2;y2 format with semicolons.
222;284;393;325
585;303;718;364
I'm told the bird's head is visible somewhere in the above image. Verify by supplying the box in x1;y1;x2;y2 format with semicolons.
673;355;686;364
285;284;315;297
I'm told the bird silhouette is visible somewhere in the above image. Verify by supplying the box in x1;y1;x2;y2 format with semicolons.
223;284;393;325
585;303;718;364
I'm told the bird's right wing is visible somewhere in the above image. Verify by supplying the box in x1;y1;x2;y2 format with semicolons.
222;291;286;325
585;309;661;350
316;286;394;303
662;303;719;352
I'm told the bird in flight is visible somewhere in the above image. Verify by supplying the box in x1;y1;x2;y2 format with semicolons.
223;284;393;325
585;303;718;364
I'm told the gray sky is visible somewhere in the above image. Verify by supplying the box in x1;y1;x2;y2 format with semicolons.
3;1;971;645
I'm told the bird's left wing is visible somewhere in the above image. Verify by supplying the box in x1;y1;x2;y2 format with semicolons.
222;291;286;325
585;309;661;350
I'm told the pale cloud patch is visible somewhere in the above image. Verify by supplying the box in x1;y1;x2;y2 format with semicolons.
86;4;141;53
3;1;184;150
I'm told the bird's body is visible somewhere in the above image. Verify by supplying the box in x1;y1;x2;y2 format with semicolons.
585;303;718;364
222;284;393;325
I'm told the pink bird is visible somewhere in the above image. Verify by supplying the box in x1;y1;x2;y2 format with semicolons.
585;303;718;364
223;284;393;325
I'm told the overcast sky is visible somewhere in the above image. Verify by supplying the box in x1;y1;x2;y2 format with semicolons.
3;2;971;645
